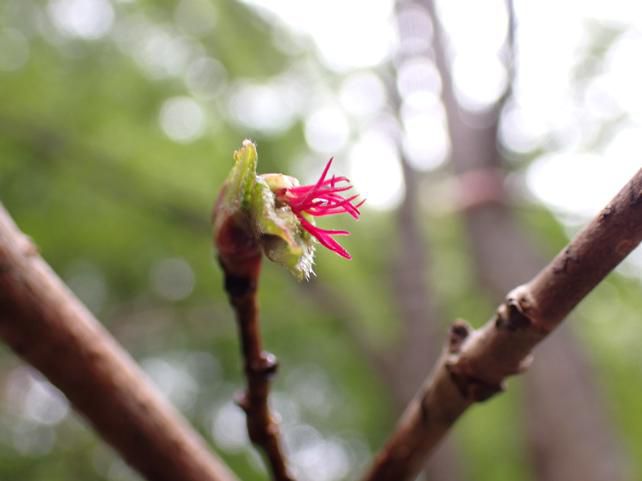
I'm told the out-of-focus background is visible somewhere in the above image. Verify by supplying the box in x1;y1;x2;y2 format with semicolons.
1;0;641;480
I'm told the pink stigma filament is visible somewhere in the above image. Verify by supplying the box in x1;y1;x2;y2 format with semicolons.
277;158;364;259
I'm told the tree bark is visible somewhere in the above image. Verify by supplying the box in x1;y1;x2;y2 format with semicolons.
424;0;629;479
361;168;642;481
0;204;239;481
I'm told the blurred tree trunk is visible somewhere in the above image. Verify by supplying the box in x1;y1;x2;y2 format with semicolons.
387;144;465;481
301;153;465;481
367;4;469;481
423;0;628;479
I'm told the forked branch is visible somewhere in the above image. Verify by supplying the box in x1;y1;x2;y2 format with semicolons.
362;167;642;481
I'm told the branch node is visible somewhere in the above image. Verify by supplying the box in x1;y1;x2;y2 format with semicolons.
448;319;472;354
223;272;257;298
446;362;504;402
248;351;279;378
495;301;529;331
501;285;551;333
446;319;505;401
598;205;614;223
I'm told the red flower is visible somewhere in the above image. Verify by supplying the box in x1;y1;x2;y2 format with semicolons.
275;158;364;259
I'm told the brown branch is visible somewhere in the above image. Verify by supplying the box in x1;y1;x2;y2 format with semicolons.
425;0;627;478
0;204;239;481
361;169;642;481
218;255;295;481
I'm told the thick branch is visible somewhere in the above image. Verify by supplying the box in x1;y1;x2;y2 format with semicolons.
425;0;627;479
0;204;238;481
219;256;294;481
362;169;642;481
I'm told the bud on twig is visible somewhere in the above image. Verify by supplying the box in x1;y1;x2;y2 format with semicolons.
213;140;363;280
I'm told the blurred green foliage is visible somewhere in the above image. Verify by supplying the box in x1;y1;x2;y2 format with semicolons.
1;1;641;481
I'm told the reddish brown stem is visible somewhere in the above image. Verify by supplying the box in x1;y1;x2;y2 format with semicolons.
219;256;295;481
361;169;642;481
0;204;239;481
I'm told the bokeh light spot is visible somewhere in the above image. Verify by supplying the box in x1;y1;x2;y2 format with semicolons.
150;257;196;301
349;131;405;210
211;402;248;452
452;53;507;111
159;97;206;143
185;57;227;99
304;106;350;154
227;80;300;135
339;72;386;118
47;0;114;40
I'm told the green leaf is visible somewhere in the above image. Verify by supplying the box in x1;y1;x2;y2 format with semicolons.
222;139;258;212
